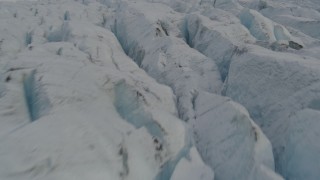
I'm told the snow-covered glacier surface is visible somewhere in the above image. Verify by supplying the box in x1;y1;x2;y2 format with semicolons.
0;0;320;180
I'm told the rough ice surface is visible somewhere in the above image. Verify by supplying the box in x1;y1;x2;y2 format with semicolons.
112;1;223;122
194;92;281;180
183;13;254;80
277;109;320;180
1;0;320;180
225;44;320;179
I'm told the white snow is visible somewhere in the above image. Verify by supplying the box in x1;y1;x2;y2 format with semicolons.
0;1;212;179
171;147;214;180
1;0;320;180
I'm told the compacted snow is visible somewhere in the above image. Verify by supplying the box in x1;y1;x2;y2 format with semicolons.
0;0;320;180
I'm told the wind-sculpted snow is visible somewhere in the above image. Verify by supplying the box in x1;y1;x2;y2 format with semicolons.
1;0;320;180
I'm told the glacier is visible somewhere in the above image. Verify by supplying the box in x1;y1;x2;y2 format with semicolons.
0;0;320;180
